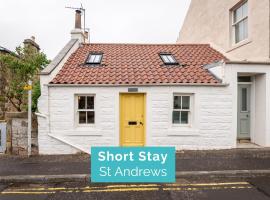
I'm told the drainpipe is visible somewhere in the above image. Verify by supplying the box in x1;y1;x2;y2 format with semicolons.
27;80;32;157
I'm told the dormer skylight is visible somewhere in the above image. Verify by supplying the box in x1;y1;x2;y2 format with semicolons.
160;53;178;65
86;53;103;64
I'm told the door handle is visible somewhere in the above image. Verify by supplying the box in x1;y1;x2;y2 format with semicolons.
139;122;144;126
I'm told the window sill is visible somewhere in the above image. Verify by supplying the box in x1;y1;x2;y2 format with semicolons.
167;127;200;136
227;39;252;53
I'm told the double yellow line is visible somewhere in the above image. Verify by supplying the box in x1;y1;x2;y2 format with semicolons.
1;182;252;195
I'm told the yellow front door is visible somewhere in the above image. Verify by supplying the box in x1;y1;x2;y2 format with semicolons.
120;93;145;146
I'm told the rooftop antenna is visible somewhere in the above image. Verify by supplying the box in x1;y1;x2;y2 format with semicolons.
65;3;87;42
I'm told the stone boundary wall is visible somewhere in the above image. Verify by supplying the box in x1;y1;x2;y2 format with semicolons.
5;112;38;155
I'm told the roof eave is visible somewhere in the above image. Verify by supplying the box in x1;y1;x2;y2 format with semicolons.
47;83;229;87
225;61;270;65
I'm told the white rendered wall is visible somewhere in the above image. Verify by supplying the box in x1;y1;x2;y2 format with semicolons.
254;74;266;145
38;85;234;154
224;63;270;147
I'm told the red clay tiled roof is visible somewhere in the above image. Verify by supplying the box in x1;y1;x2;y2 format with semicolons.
50;43;227;85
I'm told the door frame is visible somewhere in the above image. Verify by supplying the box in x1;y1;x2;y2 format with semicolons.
237;83;251;140
119;93;146;146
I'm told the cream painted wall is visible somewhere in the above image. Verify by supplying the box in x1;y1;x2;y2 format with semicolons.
178;0;270;61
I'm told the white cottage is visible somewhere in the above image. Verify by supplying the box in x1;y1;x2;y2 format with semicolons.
37;12;270;155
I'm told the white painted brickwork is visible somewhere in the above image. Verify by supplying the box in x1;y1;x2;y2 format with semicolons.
38;85;234;154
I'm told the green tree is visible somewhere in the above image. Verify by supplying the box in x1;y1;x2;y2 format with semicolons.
0;45;49;112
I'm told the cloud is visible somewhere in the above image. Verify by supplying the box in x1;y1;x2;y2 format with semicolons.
0;0;190;59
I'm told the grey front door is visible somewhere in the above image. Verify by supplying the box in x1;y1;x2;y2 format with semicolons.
0;123;6;153
237;85;251;139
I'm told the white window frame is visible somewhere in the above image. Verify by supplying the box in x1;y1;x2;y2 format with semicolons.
172;94;192;127
76;95;96;126
231;1;248;44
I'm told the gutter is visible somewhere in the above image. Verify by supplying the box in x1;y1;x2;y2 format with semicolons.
225;61;270;65
46;83;229;87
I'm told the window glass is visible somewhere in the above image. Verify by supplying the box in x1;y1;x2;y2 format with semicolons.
167;55;176;63
78;96;86;109
87;111;95;124
87;53;103;64
238;76;251;82
242;2;248;17
234;6;242;22
241;88;247;111
87;96;94;109
94;54;102;63
160;54;178;65
243;18;248;39
79;112;87;123
182;96;190;109
172;111;180;124
181;111;189;124
174;96;181;109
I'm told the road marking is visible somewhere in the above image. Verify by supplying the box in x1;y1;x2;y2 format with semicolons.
82;187;159;193
0;181;253;195
1;191;56;195
163;186;253;191
165;182;249;187
6;184;159;192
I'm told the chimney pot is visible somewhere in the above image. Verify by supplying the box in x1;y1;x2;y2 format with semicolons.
75;10;82;29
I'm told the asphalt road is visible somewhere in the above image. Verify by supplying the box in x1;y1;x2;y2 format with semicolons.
0;177;270;200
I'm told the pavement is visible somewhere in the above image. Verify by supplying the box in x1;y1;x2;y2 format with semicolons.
0;148;270;176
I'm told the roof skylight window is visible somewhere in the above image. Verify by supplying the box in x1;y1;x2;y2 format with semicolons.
160;53;178;65
86;53;103;64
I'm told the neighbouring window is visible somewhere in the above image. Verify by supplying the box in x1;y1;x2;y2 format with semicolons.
86;53;103;64
172;95;191;125
77;95;95;124
160;53;178;65
238;76;251;82
232;1;248;44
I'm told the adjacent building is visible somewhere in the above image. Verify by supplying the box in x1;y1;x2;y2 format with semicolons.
177;0;270;61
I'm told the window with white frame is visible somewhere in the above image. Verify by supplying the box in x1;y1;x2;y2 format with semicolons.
77;95;95;124
232;1;248;44
172;95;191;125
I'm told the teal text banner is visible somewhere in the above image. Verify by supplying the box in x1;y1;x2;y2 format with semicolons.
91;147;175;183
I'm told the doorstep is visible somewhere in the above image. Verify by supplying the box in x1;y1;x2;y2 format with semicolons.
237;141;262;149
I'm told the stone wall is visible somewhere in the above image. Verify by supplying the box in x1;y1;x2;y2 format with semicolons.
5;112;38;155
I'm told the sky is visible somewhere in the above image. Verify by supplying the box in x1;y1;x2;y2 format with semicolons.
0;0;191;59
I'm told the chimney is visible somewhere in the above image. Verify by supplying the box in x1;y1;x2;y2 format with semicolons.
84;30;89;43
75;10;82;29
23;36;40;52
70;9;86;43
